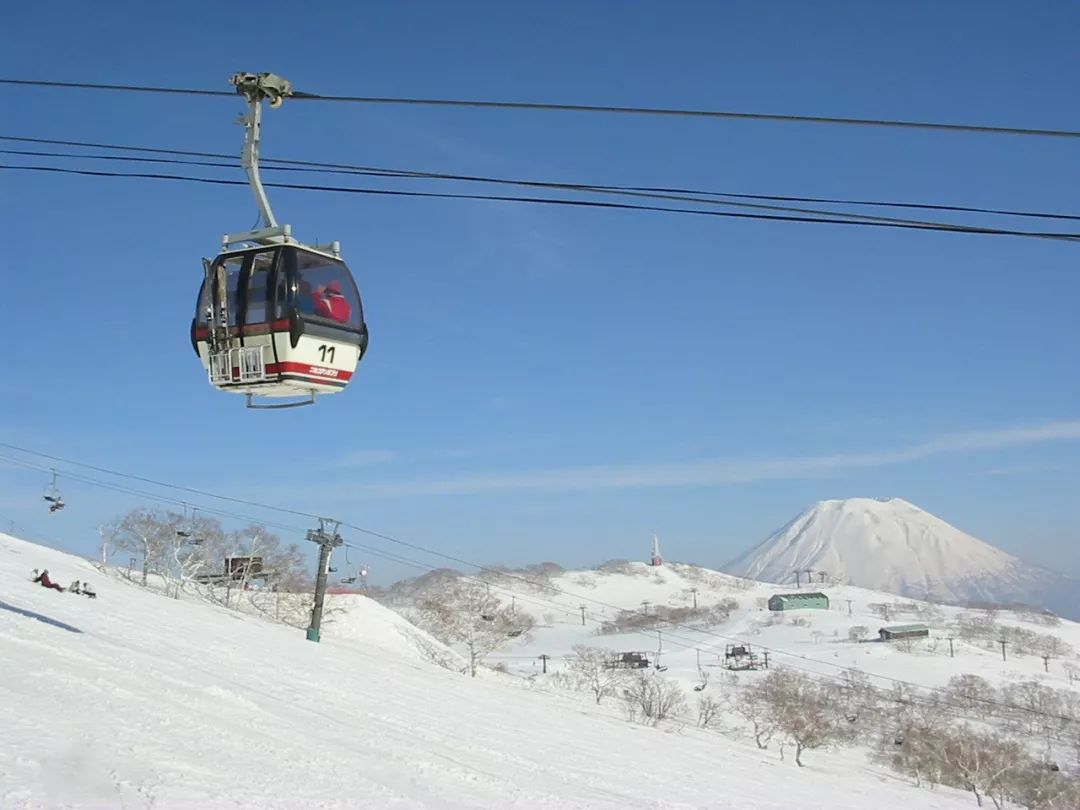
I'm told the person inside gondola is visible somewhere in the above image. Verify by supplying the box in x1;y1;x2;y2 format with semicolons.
312;281;351;324
297;280;318;316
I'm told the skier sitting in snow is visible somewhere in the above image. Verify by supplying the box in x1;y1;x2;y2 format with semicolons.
69;580;82;595
32;569;65;592
81;582;97;599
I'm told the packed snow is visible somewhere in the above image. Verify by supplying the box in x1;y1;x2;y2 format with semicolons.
1;532;982;809
725;497;1079;617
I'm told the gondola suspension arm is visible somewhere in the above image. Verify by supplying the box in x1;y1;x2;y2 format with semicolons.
230;72;292;235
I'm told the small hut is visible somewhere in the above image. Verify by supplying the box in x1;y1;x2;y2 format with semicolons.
879;624;930;642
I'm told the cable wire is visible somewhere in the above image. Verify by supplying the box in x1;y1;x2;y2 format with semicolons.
4;134;1079;224
5;163;1080;242
2;78;1078;139
9;146;1080;240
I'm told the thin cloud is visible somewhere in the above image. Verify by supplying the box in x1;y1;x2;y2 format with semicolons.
347;419;1080;497
328;449;398;469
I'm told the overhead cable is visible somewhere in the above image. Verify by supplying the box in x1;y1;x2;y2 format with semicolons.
2;77;1077;139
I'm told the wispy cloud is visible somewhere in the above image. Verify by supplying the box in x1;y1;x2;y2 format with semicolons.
981;462;1068;477
342;419;1080;498
326;449;398;469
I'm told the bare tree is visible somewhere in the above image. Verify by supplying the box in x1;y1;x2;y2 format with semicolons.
621;673;687;726
760;669;843;766
945;674;995;718
416;580;534;676
874;719;947;790
1001;681;1063;737
933;725;1027;808
727;677;776;749
567;645;628;705
697;695;723;728
848;625;869;643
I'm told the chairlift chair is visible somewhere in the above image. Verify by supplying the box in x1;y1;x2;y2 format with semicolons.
43;470;65;513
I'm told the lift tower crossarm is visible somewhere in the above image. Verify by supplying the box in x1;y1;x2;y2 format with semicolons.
230;72;293;232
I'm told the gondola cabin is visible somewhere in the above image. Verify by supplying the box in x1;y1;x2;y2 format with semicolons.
192;240;368;407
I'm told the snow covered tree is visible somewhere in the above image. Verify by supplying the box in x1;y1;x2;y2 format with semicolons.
567;645;628;704
416;580;534;677
107;507;175;586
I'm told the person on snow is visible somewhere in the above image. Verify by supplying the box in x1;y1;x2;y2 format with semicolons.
69;580;82;595
81;582;97;599
32;568;64;592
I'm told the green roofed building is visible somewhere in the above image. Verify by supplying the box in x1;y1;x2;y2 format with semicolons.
767;592;829;611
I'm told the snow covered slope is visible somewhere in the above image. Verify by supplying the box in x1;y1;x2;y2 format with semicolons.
404;559;1080;697
726;497;1079;618
0;533;976;809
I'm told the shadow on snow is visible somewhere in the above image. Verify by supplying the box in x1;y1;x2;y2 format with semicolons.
0;599;83;634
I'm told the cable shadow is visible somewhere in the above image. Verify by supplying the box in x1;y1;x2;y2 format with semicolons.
0;599;83;634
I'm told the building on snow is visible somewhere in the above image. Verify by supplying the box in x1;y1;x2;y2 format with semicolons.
878;624;930;642
767;592;829;611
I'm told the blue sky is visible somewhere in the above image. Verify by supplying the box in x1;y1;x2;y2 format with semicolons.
1;2;1078;583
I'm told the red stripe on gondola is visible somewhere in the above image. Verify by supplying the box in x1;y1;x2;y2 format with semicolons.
265;362;354;382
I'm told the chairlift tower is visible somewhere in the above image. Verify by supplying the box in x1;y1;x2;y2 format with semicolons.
305;518;343;642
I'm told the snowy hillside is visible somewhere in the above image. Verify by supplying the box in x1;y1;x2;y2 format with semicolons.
476;559;1080;694
725;497;1079;618
0;533;978;809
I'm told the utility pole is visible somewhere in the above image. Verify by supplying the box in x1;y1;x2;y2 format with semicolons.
763;651;770;670
805;569;813;587
305;518;342;643
1042;654;1051;673
511;595;516;615
819;571;827;584
795;570;801;588
845;599;853;616
947;637;955;658
539;654;550;674
690;588;699;609
999;639;1008;662
579;605;586;625
641;600;651;615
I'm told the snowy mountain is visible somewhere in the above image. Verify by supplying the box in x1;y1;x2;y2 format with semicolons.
1;532;978;809
725;497;1079;618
